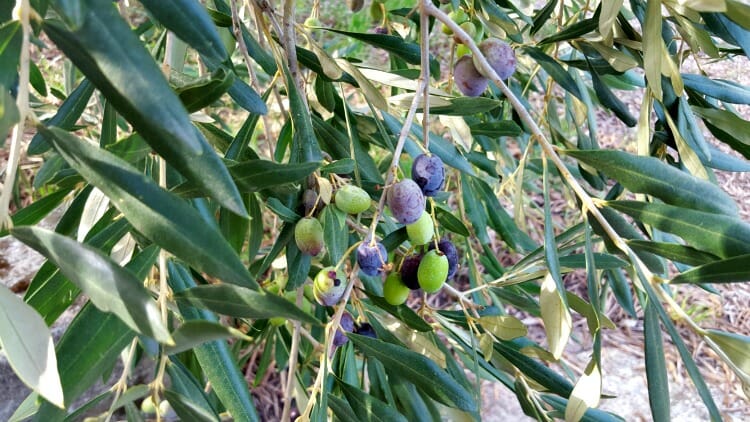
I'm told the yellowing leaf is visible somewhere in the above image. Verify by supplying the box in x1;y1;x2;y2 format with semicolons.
644;0;664;100
565;362;602;422
337;59;388;111
599;0;625;44
540;273;571;360
479;315;528;341
479;333;494;360
384;315;446;368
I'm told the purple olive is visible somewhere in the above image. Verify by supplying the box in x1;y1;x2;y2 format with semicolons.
399;254;423;290
474;38;516;80
411;154;445;196
313;267;347;306
387;179;425;225
454;55;488;97
355;323;377;338
428;238;458;278
333;312;355;348
357;239;388;276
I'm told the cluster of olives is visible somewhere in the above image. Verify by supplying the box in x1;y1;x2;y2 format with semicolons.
443;9;516;98
454;37;516;97
332;312;376;348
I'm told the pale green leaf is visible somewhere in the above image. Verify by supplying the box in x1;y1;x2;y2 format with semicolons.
0;286;64;408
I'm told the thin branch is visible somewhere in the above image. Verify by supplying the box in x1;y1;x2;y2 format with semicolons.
280;287;303;422
0;0;31;230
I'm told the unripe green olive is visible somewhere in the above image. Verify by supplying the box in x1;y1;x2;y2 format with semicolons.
406;211;434;246
442;9;469;35
334;184;371;214
383;272;410;305
294;217;325;256
454;21;477;44
141;396;157;414
417;250;449;293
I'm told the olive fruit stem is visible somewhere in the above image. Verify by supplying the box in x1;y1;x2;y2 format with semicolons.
0;0;31;230
104;337;139;422
423;0;733;380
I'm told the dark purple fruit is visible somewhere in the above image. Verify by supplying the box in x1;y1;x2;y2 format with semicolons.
411;154;445;196
387;179;425;225
333;312;355;347
302;189;319;216
474;38;516;80
355;323;376;338
454;55;488;97
357;239;388;276
429;238;458;278
399;254;423;290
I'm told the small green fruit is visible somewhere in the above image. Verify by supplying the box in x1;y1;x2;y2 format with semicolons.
334;184;371;214
406;211;434;246
141;396;157;414
294;217;325;256
383;273;410;305
313;266;347;306
417;250;449;293
442;9;469;34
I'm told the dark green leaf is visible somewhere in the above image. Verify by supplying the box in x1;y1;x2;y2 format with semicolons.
167;357;220;419
175;67;235;112
568;150;737;216
336;377;409;422
434;206;470;237
670;254;750;284
321;158;356;175
494;341;574;398
42;9;246;215
627;240;720;266
0;86;19;145
469;121;523;137
531;0;557;35
0;188;70;238
166;320;249;355
606;200;750;258
40;125;257;289
322;206;347;265
11;226;172;343
644;301;670;422
266;197;301;223
164;390;220;422
139;0;227;65
327;394;359;421
173;284;319;325
587;60;637;127
285;66;322;164
524;47;584;101
424;97;503;116
28;79;95;155
324;29;439;78
348;333;477;412
558;253;627;269
365;293;433;332
0;21;22;88
167;261;259;422
173;159;319;197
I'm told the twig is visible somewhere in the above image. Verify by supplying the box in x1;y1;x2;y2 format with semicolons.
0;0;31;230
231;0;274;158
367;78;426;240
420;1;431;151
280;287;303;422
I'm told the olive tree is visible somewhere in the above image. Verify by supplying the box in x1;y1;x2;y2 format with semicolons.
1;0;749;420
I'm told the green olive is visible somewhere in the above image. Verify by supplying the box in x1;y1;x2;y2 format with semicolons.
383;272;410;305
406;211;434;246
417;250;449;293
334;184;371;214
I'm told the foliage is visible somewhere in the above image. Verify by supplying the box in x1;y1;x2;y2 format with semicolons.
1;0;750;420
